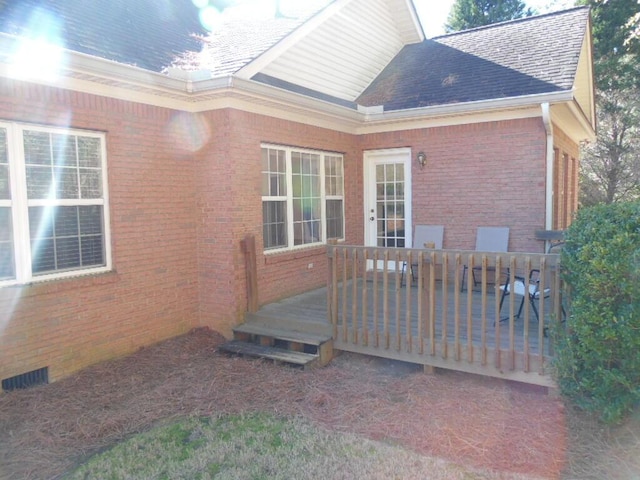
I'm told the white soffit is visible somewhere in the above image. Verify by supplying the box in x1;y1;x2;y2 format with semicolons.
238;0;422;102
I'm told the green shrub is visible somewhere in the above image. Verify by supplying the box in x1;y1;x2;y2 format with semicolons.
553;201;640;423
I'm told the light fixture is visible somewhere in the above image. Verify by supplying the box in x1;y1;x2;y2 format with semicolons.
416;151;427;168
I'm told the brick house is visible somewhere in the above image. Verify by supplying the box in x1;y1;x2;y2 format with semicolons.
0;0;595;386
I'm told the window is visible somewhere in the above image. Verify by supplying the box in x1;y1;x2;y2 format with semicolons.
0;122;111;286
262;145;344;251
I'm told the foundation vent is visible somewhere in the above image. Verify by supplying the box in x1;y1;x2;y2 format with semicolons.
2;367;49;392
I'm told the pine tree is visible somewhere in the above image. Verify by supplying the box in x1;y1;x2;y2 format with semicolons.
578;0;640;205
445;0;534;32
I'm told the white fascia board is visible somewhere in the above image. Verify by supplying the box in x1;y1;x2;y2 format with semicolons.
583;24;597;130
404;0;426;42
235;0;356;81
355;90;575;134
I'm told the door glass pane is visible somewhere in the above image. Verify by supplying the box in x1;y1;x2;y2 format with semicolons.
375;162;405;247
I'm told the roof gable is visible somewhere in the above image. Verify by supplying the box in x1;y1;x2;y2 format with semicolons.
242;0;423;102
358;7;591;110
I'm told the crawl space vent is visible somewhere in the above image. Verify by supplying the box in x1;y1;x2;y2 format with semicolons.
2;367;49;392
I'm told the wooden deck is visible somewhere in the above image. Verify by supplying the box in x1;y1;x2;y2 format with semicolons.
251;245;566;388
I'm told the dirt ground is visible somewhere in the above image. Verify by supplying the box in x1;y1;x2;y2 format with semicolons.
0;327;636;479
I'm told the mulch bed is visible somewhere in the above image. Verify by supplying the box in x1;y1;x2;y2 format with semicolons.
0;327;567;479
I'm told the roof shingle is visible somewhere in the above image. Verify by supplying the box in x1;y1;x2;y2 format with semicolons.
0;0;205;72
357;7;590;110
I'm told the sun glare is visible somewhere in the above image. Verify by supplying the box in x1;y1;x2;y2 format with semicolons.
8;8;65;82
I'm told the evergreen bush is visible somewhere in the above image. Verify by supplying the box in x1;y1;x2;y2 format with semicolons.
553;201;640;423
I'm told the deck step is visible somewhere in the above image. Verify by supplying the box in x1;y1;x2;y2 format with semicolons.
218;340;319;368
245;312;331;336
233;322;331;346
231;321;334;367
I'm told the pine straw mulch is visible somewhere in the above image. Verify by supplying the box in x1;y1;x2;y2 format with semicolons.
0;327;571;479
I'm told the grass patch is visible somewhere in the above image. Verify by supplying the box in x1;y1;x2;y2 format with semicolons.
64;412;511;480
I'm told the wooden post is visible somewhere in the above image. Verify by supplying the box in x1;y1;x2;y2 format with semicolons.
327;239;338;337
241;234;259;313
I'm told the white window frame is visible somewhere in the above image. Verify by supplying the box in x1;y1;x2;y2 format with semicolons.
0;121;112;287
261;144;344;253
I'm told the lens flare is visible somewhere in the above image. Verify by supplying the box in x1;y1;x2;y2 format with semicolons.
8;7;65;82
165;112;212;154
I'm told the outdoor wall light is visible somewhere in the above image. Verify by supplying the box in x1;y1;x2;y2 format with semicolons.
416;151;427;168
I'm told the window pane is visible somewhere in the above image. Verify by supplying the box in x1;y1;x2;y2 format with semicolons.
29;205;105;275
0;165;9;200
77;137;101;168
0;128;9;200
81;235;104;266
0;207;15;279
23;131;51;166
79;169;103;198
261;148;286;196
55;167;80;199
292;153;321;246
52;133;77;167
55;237;81;269
26;165;53;198
79;206;104;235
31;237;56;274
28;206;54;238
325;155;343;197
326;199;343;239
55;206;79;236
262;201;286;250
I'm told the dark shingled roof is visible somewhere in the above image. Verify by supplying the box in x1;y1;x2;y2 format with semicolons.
357;7;590;111
0;0;206;72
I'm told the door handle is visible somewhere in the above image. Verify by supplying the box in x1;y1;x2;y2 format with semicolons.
369;216;375;221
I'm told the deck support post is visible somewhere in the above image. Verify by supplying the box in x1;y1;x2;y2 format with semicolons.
242;234;259;313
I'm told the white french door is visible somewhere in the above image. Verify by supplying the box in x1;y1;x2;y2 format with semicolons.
363;148;412;269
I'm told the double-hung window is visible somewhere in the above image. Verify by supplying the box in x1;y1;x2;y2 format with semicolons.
262;145;344;251
0;122;111;286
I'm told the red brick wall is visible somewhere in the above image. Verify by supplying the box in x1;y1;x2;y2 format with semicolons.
552;125;580;229
0;80;199;382
194;109;362;331
361;118;549;253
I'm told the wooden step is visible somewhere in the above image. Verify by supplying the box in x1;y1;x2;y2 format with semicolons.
232;321;334;366
218;340;319;369
233;322;330;346
245;312;331;336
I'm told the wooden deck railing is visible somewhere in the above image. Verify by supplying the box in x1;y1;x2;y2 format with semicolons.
326;245;565;386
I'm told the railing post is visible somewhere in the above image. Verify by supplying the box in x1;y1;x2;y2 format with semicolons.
327;239;338;338
241;234;258;313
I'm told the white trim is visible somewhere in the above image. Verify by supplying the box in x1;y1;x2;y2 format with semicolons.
404;0;426;41
542;103;554;233
261;144;344;254
0;121;112;287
